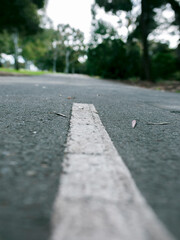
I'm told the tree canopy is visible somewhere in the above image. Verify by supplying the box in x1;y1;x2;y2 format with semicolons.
95;0;132;12
0;0;45;34
20;24;86;73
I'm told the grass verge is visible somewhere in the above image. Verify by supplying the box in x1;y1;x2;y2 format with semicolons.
0;68;48;76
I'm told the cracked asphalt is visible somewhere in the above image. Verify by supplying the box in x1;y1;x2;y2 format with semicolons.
0;74;180;240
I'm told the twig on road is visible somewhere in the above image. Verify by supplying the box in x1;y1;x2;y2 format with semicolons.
146;122;170;125
51;111;67;118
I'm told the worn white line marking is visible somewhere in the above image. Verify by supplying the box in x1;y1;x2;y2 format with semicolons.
51;103;175;240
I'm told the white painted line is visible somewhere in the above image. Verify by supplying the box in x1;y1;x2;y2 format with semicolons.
51;103;175;240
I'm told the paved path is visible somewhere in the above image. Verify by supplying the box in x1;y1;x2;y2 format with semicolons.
51;103;174;240
0;74;180;240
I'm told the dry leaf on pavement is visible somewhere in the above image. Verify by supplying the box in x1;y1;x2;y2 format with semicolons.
132;120;137;128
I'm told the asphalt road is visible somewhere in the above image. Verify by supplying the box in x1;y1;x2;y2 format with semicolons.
0;74;180;240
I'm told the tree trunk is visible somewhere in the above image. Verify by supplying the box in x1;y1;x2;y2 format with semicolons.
65;50;70;73
12;31;19;70
141;0;151;81
53;47;57;73
177;43;180;66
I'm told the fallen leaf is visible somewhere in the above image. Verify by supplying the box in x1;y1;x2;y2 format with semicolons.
132;120;137;128
67;96;75;100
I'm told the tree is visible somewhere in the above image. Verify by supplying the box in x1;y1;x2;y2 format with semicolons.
91;18;120;47
0;0;45;69
167;0;180;28
146;0;180;65
166;0;180;63
21;25;86;73
94;0;179;80
87;38;128;78
139;0;156;80
0;31;13;54
95;0;132;12
88;5;141;79
21;28;55;69
57;24;86;73
94;0;155;80
126;40;141;78
0;31;14;67
0;0;45;34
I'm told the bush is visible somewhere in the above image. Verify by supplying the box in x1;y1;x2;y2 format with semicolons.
152;52;177;79
86;39;141;79
151;42;178;80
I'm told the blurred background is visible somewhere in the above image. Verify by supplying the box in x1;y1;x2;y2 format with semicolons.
0;0;179;82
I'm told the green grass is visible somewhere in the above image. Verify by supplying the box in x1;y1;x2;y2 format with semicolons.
0;67;48;75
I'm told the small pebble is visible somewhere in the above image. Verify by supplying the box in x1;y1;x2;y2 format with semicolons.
41;163;48;168
26;170;36;177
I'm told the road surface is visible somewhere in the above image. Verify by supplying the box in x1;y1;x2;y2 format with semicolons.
0;74;180;240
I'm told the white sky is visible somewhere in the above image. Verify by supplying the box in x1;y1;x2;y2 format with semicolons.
46;0;94;42
46;0;179;48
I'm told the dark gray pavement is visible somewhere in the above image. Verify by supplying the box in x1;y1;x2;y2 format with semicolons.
0;74;180;240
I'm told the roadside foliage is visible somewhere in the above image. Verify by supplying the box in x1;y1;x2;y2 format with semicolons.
0;0;179;81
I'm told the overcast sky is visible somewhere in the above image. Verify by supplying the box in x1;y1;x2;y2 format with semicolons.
46;0;94;42
46;0;179;48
